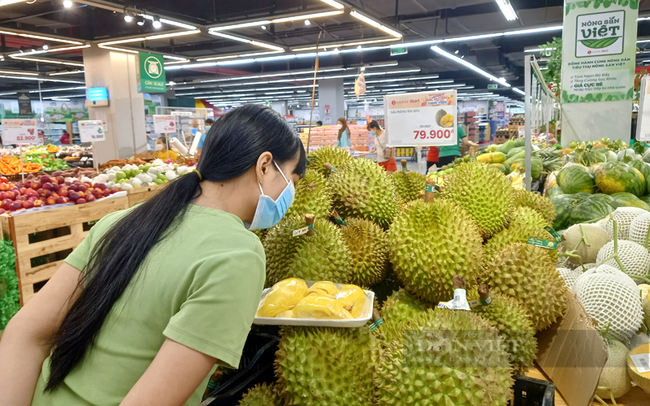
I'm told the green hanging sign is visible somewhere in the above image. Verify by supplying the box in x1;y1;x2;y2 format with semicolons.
136;52;166;93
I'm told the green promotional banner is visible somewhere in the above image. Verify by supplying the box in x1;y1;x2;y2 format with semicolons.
136;52;166;93
561;0;638;103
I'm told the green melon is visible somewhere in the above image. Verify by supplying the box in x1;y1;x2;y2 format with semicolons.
557;165;596;194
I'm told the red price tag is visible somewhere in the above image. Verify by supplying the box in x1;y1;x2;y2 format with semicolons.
413;129;454;140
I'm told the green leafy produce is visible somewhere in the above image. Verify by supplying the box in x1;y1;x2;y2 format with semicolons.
0;240;18;330
23;153;70;171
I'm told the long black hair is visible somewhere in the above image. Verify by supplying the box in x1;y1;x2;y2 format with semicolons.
46;105;306;391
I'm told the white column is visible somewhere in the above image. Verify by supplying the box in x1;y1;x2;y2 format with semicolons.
271;101;288;116
83;47;148;163
318;78;345;125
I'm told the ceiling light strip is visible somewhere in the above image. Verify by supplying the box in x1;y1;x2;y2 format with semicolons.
9;55;85;67
0;29;83;45
209;32;285;51
431;46;510;87
350;11;402;38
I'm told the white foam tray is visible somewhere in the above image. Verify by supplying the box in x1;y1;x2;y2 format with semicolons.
253;280;375;328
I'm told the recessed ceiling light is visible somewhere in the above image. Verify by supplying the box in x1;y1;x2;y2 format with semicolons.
124;13;134;23
304;19;311;26
42;45;49;50
152;16;162;29
261;25;267;30
63;0;73;8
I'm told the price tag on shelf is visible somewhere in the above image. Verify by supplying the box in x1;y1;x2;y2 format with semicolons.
1;118;39;145
153;115;176;133
79;120;106;143
384;90;457;147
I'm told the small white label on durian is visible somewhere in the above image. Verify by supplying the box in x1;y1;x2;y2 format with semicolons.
438;289;471;311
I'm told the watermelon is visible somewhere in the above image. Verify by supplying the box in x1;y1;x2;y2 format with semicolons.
641;195;650;207
550;193;590;230
489;163;507;174
546;187;563;198
496;140;516;154
510;157;543;179
629;160;650;189
556;165;596;194
588;193;615;207
569;194;615;226
515;137;526;148
594;161;646;196
609;192;650;211
507;147;525;159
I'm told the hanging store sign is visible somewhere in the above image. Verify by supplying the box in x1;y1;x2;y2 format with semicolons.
384;90;457;147
1;118;38;145
136;52;167;93
390;47;408;56
153;115;176;133
355;73;367;98
561;0;638;103
79;120;106;142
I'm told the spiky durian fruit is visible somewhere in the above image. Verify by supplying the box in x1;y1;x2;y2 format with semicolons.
275;326;376;405
238;383;283;406
328;158;400;228
484;222;557;262
390;171;426;203
509;206;550;228
286;169;332;219
441;161;514;238
470;291;537;375
484;243;567;330
341;217;389;287
388;199;484;303
264;214;352;287
376;308;513;406
307;146;354;177
380;289;429;341
512;189;556;224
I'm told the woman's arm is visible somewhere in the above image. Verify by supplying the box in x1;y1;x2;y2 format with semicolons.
120;339;217;406
0;264;83;405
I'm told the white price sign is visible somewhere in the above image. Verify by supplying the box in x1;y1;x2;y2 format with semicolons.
1;119;39;145
154;115;177;133
384;91;457;146
79;120;106;142
637;76;650;142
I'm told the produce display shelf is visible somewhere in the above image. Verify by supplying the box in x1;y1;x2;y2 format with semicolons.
126;184;165;207
0;196;129;305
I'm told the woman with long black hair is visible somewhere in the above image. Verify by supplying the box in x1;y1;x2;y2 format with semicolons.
0;105;306;406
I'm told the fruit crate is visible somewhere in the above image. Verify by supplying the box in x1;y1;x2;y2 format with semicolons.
127;184;165;207
0;196;129;305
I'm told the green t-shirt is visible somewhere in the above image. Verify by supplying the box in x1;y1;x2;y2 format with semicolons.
31;204;266;406
439;125;467;158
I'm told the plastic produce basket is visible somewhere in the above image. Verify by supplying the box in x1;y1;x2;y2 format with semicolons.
511;375;555;406
201;328;280;406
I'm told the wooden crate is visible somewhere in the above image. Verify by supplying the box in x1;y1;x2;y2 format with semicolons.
127;184;165;207
0;196;129;306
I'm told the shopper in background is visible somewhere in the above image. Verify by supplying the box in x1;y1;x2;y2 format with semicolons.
0;105;306;406
156;137;179;161
316;120;323;126
426;146;439;172
59;130;71;145
337;117;352;149
197;118;214;155
368;120;397;172
439;125;469;166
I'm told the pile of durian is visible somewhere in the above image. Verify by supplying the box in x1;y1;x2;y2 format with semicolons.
239;147;567;406
256;278;367;320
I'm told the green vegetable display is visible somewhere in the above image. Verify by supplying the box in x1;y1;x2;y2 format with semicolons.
0;240;18;330
23;153;70;171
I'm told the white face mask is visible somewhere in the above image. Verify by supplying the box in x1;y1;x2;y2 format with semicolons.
337;124;343;130
155;144;164;151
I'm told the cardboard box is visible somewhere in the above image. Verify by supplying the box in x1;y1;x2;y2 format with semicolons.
535;290;608;406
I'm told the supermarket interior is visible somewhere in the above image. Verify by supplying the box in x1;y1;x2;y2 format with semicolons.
1;1;650;406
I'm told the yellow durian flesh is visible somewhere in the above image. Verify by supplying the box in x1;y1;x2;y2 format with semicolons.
441;114;454;127
293;295;353;320
308;281;340;297
256;278;308;317
276;310;294;319
336;284;366;318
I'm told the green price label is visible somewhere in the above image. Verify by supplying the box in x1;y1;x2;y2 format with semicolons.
425;185;435;193
544;226;563;243
369;318;384;333
528;237;558;249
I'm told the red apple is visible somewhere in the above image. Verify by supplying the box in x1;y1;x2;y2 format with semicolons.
55;197;65;204
75;198;86;205
26;189;38;198
0;209;6;215
43;183;54;191
111;188;120;194
78;185;87;192
69;184;79;192
40;189;52;198
0;176;8;184
86;194;96;202
95;183;107;191
4;191;15;200
33;200;43;207
16;195;26;202
46;197;56;206
1;199;12;210
102;189;111;197
19;187;27;195
10;201;22;211
0;184;10;191
51;193;60;199
78;191;85;199
92;189;102;199
22;201;34;209
31;182;41;190
56;176;65;184
40;175;51;183
58;188;68;197
68;191;79;201
27;196;37;203
24;180;32;188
